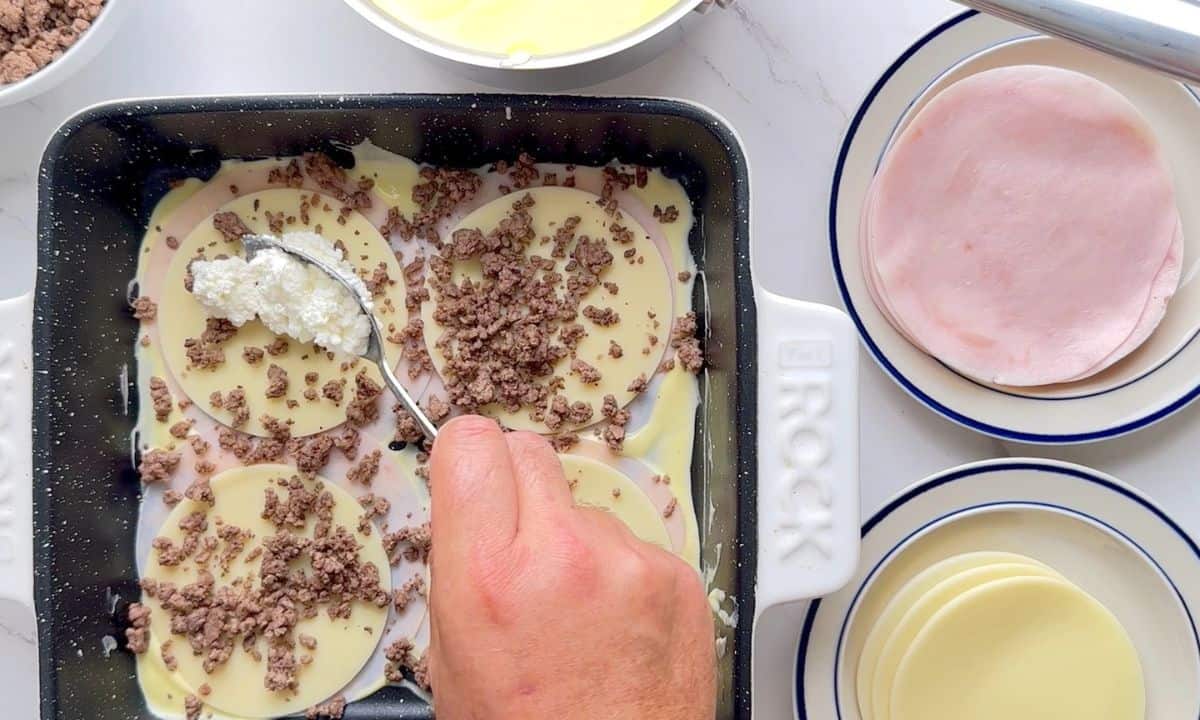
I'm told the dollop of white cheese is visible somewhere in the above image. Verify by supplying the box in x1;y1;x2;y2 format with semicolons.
190;232;373;356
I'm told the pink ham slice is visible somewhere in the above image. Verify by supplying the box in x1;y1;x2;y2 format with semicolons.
863;65;1183;386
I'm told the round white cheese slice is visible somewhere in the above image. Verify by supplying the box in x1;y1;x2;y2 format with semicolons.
159;189;409;437
890;575;1144;720
422;186;673;433
141;464;391;718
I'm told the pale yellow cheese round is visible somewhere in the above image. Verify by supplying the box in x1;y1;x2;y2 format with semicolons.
855;551;1055;719
562;454;671;551
142;464;391;718
890;576;1144;720
158;188;408;437
869;562;1062;720
422;186;673;433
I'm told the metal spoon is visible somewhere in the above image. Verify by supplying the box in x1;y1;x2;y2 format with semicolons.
241;233;439;443
955;0;1200;85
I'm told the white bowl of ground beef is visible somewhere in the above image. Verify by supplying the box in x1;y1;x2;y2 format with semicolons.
0;0;131;108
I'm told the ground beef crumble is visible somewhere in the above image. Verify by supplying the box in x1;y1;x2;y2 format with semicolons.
124;602;150;654
265;364;289;399
0;0;105;85
213;211;250;243
131;296;157;321
149;376;173;422
346;449;381;486
243;346;265;364
306;695;346;720
139;449;180;484
385;638;431;690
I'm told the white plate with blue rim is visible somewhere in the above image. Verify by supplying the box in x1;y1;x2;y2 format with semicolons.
830;10;1200;443
795;458;1200;720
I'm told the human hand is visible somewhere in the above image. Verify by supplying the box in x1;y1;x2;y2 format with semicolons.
427;416;716;720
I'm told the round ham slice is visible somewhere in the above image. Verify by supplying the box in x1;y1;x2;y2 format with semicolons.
863;65;1183;387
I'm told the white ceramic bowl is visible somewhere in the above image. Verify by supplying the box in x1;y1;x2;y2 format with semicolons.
0;0;132;108
341;0;708;89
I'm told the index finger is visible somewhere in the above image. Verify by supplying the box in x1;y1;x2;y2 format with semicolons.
429;415;519;560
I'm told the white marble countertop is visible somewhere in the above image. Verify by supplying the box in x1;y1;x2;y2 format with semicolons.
5;0;1200;716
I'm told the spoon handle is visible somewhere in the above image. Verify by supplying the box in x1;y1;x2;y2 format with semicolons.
957;0;1200;84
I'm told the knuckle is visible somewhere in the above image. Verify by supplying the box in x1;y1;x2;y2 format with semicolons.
441;414;499;440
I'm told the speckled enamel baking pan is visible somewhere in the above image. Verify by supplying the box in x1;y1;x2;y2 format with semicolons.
7;94;858;719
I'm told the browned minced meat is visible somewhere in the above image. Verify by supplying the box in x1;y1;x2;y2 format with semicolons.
266;337;289;356
184;336;225;370
184;695;202;720
393;404;425;444
550;433;579;452
570;358;601;385
601;394;633;451
289;433;335;476
322;378;346;404
392;575;427;613
582;305;619;327
346;449;381;486
268;159;304;188
224;388;250;428
202;317;239;344
213;211;250;243
0;0;104;84
261;475;319;529
558;322;587;349
356;493;391;535
149;376;173;422
678;270;693;282
184;476;215;505
304;152;373;210
168;419;193;439
345;371;383;427
659;357;676;373
265;364;289;399
603;281;620;295
609;223;634;245
426;394;450;422
653;204;680;223
190;435;209;455
381;166;482;245
138;449;180;484
304;371;319;385
306;695;346;719
671;312;704;373
383;523;431;565
165;235;180;250
507;152;540;189
428;195;621;430
131;296;157;321
332;426;360;460
364;262;391;297
160;639;178;671
124;602;151;654
162;489;183;507
385;638;431;691
243;346;265;364
261;414;292;442
627;373;649;394
663;497;678;518
608;340;623;359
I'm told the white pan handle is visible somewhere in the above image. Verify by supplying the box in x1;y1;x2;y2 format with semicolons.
0;292;33;616
751;291;859;720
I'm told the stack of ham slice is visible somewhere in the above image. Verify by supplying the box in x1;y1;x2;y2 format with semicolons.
861;65;1183;387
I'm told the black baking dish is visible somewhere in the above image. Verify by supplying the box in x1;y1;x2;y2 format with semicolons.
33;95;756;719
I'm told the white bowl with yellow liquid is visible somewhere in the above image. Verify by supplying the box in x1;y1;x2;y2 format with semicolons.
342;0;721;89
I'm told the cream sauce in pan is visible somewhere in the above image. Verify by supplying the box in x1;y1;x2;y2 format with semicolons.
132;143;701;718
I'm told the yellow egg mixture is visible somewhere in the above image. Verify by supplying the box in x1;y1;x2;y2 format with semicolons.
132;143;702;718
370;0;681;58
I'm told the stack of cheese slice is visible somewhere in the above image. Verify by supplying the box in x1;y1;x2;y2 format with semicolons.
861;65;1183;387
856;551;1144;720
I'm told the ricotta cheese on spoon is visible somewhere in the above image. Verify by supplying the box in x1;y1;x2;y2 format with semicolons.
190;231;373;356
